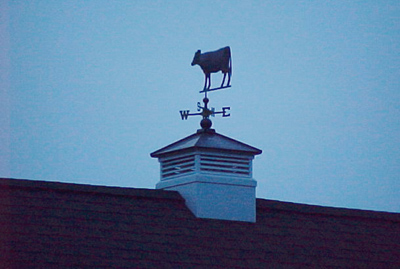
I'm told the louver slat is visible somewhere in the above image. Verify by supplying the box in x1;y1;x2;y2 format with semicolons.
200;154;250;176
161;155;195;179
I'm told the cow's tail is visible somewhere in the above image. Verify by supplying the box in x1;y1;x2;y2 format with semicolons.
229;51;232;76
227;47;232;85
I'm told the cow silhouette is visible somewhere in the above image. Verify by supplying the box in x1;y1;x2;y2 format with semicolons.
191;46;232;90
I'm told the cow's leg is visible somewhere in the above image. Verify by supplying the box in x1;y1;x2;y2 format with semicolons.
204;74;208;90
227;71;231;87
206;74;211;89
221;73;226;87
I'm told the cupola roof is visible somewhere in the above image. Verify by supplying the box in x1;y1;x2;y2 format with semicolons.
150;129;262;158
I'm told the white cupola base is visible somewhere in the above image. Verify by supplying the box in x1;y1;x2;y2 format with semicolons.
157;174;257;222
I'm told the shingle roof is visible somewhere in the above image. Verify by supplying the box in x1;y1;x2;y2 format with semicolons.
1;178;399;268
150;129;262;158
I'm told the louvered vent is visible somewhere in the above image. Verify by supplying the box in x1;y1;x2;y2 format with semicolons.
200;154;251;177
161;154;195;179
152;129;261;222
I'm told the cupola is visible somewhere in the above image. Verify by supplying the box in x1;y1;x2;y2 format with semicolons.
151;125;261;222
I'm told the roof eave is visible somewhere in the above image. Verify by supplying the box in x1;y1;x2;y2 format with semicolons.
151;146;261;159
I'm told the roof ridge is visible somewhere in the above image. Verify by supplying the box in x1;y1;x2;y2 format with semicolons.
256;198;400;222
0;178;183;201
2;178;398;222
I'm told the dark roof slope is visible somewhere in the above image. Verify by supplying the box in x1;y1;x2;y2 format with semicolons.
1;178;399;268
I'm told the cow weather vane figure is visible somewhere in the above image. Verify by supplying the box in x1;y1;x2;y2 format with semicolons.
180;46;232;130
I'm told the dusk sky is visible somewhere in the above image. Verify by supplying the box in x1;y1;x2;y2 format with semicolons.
1;1;399;213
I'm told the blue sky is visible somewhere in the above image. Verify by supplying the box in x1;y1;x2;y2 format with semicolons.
1;1;399;212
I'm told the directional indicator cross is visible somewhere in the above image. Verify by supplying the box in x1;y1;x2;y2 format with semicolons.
179;97;230;121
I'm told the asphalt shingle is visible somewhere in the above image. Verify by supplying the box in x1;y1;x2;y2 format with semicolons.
1;178;399;268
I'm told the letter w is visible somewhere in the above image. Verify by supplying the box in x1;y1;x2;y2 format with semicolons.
179;110;190;120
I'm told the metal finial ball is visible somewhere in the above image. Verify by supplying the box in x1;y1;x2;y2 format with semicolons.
203;97;209;104
200;118;212;129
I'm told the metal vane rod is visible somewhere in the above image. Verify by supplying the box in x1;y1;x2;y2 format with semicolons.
199;85;231;94
179;83;231;129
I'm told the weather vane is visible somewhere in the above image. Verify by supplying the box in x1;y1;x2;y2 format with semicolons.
180;46;232;130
